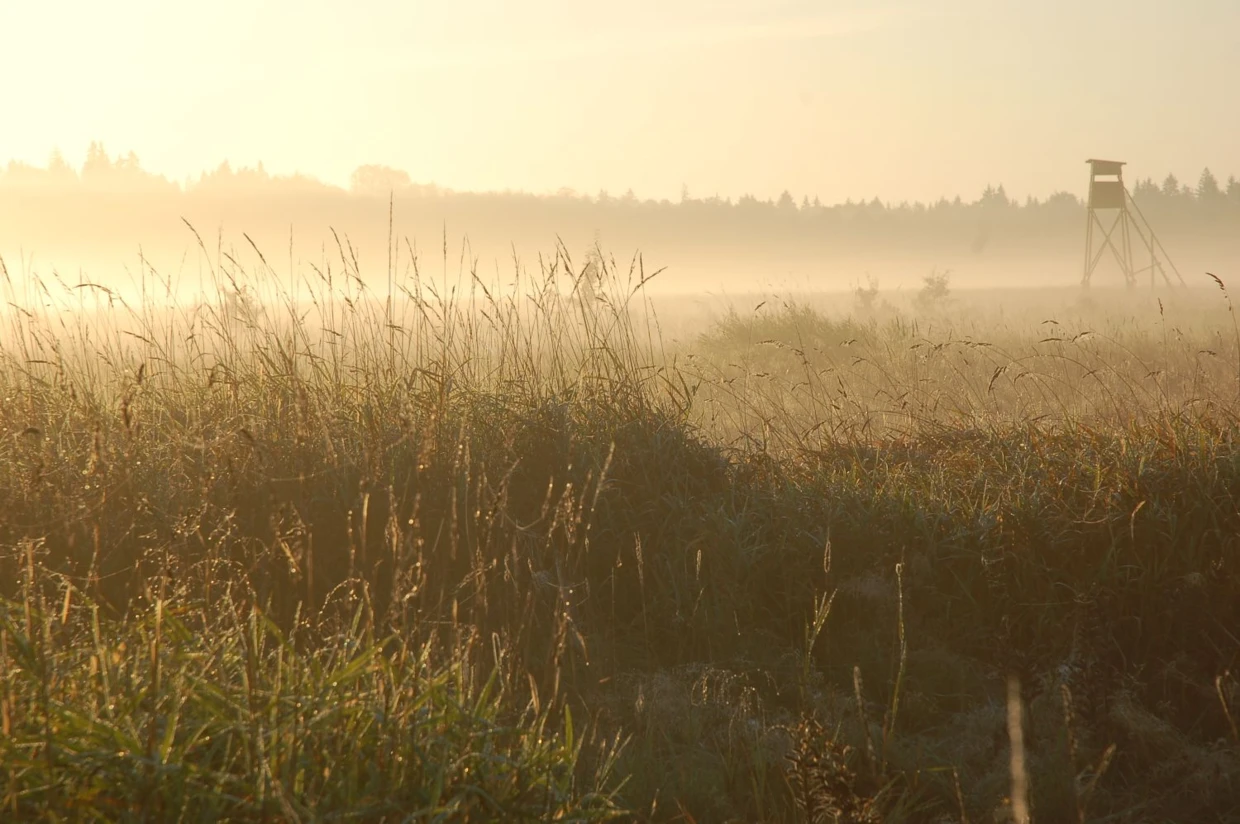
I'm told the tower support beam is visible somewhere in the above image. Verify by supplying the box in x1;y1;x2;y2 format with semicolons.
1082;159;1185;289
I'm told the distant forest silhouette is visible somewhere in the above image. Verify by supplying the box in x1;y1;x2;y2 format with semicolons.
2;143;1237;291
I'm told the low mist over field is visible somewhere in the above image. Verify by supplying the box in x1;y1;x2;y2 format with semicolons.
2;2;1240;822
2;146;1238;304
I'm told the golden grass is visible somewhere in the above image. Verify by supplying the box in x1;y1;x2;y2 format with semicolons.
1;239;1237;822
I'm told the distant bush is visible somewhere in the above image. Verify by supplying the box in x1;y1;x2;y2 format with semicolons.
854;274;880;312
915;267;952;311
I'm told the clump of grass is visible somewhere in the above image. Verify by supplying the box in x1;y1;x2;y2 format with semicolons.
786;714;882;823
0;567;624;820
0;238;658;819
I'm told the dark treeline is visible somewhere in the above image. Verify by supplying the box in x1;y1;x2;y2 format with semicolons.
2;143;1238;292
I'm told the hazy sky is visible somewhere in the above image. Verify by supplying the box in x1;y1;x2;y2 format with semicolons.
2;0;1237;203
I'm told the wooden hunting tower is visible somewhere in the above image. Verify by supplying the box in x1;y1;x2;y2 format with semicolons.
1083;159;1183;289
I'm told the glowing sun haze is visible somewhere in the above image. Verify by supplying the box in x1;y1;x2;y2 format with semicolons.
3;0;1237;203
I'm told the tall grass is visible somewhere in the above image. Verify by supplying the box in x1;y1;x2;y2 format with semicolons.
1;239;1238;822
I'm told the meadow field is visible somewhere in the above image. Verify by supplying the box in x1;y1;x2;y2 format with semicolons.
1;239;1238;822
